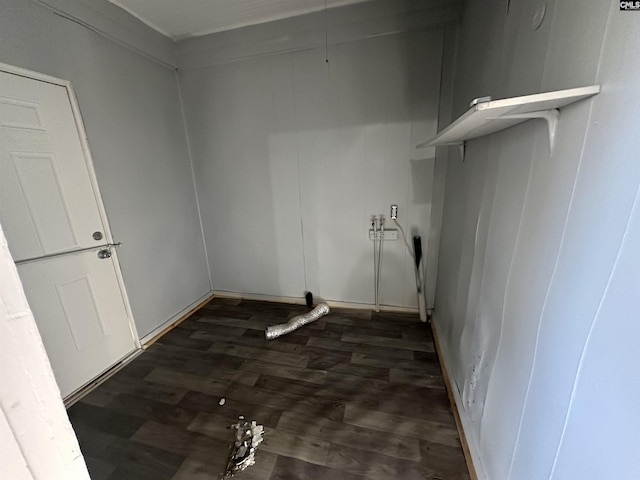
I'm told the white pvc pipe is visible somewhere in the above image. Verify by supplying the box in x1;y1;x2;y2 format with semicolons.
376;217;384;313
372;217;378;311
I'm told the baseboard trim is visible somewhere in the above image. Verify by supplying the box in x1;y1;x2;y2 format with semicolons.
212;290;420;314
431;318;484;480
141;292;215;347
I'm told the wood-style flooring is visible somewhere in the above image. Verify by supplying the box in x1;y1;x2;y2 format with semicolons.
68;298;470;480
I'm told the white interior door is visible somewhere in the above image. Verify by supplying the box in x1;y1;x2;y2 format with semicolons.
0;68;137;398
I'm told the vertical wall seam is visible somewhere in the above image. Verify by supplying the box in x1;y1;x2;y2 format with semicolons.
508;4;614;477
174;69;214;291
289;54;309;293
505;121;589;480
382;45;393;308
504;2;561;473
424;27;450;311
545;3;615;476
537;0;558;90
549;182;640;478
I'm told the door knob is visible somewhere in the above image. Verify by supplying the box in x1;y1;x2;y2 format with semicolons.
97;249;111;259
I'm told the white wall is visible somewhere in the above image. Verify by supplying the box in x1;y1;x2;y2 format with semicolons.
179;21;445;308
0;223;90;479
435;1;640;479
0;0;210;337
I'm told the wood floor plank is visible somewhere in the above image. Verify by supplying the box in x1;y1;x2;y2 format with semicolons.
177;376;354;419
129;351;223;378
177;391;283;427
156;327;215;351
203;297;241;306
72;423;119;458
192;330;308;353
420;440;471;480
306;352;351;370
342;333;435;353
100;437;185;480
351;352;442;374
261;428;330;466
318;361;390;380
307;336;414;360
325;443;424;480
402;329;433;341
103;393;198;429
377;397;457;424
269;456;365;480
68;402;146;439
323;322;404;339
321;371;444;403
197;315;270;331
84;457;116;480
175;322;247;336
144;343;246;371
187;411;247;441
208;342;310;367
200;305;253;319
276;410;421;461
253;375;321;398
170;457;227;480
344;405;462;447
255;373;384;405
131;420;229;461
68;297;468;480
79;388;118;408
238;359;327;385
171;452;277;480
389;368;446;388
145;368;255;398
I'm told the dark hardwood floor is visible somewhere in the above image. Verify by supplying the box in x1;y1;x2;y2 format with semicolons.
68;298;470;480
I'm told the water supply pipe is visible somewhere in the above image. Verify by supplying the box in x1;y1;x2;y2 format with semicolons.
372;216;378;311
265;303;330;340
376;216;385;313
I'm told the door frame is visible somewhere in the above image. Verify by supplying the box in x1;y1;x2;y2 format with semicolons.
0;62;141;383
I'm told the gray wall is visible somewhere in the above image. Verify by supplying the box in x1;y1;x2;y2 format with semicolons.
0;0;210;337
435;0;640;478
178;8;448;307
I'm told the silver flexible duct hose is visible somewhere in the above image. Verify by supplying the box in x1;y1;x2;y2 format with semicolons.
265;303;330;340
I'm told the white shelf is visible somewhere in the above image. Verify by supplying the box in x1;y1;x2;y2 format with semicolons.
417;85;600;152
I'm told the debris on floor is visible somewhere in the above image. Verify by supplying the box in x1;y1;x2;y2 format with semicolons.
224;418;264;478
219;397;226;406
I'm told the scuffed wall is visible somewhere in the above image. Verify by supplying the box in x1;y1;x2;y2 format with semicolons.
435;1;640;479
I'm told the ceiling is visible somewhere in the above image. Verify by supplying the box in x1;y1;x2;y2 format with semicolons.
108;0;372;40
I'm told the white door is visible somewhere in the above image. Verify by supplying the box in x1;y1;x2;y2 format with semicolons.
0;69;137;398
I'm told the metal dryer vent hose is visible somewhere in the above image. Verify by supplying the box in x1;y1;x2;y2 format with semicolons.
265;303;330;340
